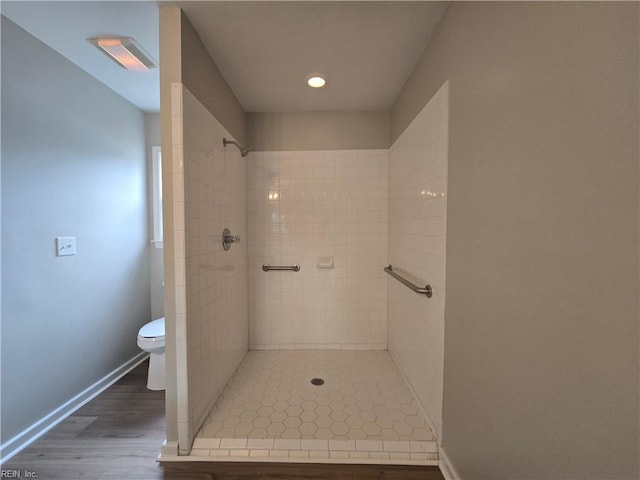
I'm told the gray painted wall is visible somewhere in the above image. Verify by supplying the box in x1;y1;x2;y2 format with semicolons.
159;6;182;447
180;10;247;146
392;3;639;478
1;17;150;444
247;111;389;151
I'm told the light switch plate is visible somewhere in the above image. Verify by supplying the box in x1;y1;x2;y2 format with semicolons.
56;237;76;256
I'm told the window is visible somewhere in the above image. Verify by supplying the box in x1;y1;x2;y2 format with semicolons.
151;146;163;247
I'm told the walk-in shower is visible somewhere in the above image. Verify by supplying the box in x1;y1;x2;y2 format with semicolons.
165;43;448;471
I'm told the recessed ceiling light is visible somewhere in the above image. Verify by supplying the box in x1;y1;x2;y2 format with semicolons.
306;75;326;88
88;37;157;71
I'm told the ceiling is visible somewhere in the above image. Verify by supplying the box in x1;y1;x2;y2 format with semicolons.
2;1;160;112
2;1;449;114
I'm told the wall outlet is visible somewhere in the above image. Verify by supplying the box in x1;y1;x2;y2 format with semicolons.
56;237;76;256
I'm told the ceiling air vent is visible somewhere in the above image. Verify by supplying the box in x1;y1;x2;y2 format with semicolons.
88;37;157;71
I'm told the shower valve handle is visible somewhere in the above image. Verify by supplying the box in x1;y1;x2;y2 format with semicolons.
222;228;240;251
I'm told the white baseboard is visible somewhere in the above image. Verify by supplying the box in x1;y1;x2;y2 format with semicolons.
439;447;461;480
0;352;149;464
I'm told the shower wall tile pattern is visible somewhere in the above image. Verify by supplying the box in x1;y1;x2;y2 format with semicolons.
191;350;437;465
172;84;248;452
247;150;388;349
388;82;449;441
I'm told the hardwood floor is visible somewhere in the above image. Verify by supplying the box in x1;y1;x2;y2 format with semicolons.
3;361;166;480
2;361;444;480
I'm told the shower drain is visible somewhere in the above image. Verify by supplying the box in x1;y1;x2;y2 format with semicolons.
310;378;325;386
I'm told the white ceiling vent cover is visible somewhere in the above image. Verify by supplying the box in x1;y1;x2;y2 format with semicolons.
88;37;157;71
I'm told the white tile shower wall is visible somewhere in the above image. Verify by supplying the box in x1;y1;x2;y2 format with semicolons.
172;84;249;452
387;82;449;441
247;150;388;349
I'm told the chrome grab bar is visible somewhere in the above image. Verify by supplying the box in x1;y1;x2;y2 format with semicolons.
384;265;432;298
262;263;301;272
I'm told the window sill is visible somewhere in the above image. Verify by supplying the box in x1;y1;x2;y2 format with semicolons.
151;240;164;249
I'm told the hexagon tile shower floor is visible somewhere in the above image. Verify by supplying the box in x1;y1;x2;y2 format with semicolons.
190;350;439;465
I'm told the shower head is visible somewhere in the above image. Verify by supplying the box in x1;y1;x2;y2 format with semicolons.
223;137;250;157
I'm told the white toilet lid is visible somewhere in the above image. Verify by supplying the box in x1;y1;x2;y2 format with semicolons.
139;317;165;338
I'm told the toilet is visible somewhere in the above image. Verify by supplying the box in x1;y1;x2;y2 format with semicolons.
137;317;165;390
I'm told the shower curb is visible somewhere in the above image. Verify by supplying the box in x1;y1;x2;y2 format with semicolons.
159;453;439;467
